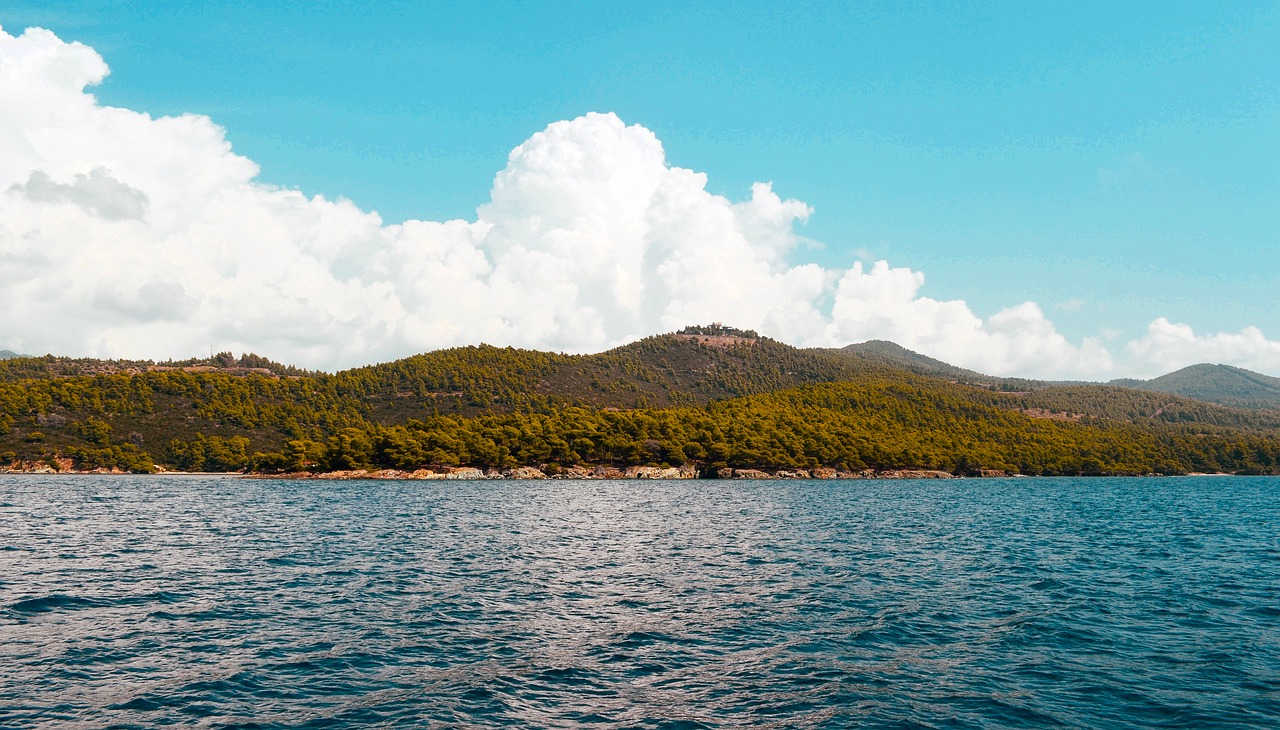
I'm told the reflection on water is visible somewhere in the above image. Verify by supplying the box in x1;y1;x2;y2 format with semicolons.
2;475;1278;727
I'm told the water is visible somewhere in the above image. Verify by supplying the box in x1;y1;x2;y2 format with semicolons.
1;475;1277;728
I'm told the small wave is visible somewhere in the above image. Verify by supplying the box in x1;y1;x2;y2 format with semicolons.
9;594;107;614
9;590;188;617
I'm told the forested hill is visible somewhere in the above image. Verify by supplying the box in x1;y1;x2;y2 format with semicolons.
2;329;1280;476
1113;364;1280;410
335;332;892;421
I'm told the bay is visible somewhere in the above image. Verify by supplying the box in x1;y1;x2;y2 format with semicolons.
1;475;1277;728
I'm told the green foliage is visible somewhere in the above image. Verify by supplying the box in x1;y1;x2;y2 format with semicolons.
677;323;759;338
71;416;112;446
301;378;1280;477
66;444;155;473
166;434;252;472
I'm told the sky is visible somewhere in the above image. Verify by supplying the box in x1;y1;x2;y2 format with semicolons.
1;2;1278;378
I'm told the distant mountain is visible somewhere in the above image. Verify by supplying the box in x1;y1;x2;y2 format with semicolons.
0;350;24;360
1111;364;1280;409
831;340;1043;391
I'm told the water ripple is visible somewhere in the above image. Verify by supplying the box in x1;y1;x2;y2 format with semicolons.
1;475;1278;728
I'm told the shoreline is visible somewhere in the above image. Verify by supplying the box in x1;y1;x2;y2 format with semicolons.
245;466;969;481
2;465;1247;479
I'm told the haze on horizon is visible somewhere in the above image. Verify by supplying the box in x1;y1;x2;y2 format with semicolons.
1;4;1278;380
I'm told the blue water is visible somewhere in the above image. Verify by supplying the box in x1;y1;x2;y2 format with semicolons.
1;476;1277;728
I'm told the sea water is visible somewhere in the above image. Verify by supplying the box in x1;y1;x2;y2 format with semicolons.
1;475;1277;728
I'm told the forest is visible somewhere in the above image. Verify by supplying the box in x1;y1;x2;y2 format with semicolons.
3;334;1280;476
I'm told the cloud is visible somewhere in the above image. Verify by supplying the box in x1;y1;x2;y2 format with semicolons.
1125;319;1280;378
820;262;1114;377
1;25;1272;380
10;167;149;220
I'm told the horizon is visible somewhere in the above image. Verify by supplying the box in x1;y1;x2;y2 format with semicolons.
1;5;1278;379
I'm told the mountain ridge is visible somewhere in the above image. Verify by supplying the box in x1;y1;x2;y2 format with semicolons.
1111;363;1280;409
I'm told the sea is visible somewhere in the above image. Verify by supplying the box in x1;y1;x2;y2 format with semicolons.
1;475;1277;728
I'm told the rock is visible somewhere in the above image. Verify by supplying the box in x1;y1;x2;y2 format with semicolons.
624;465;695;479
811;468;838;479
875;469;955;479
502;466;546;480
728;468;772;480
314;469;370;480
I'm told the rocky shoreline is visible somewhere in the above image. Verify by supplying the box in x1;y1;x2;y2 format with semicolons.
0;458;987;479
248;465;990;481
0;463;1239;479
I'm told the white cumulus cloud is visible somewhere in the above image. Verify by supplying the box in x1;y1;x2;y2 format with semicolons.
1125;319;1280;378
1;25;1274;380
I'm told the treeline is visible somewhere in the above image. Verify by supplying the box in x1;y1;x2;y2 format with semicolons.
676;324;760;338
0;351;315;383
0;369;370;472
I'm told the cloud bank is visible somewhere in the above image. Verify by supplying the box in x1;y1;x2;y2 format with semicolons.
1;26;1276;379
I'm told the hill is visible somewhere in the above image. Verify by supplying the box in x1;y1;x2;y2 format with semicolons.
336;332;896;421
1112;363;1280;409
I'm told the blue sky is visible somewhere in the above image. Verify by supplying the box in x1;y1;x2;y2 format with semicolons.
2;2;1279;375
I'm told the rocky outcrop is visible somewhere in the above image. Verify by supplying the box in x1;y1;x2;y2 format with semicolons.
623;465;697;479
719;468;772;479
502;466;547;480
875;469;956;479
233;465;972;481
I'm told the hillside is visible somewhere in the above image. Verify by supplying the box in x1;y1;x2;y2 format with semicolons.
1113;364;1280;409
335;332;895;421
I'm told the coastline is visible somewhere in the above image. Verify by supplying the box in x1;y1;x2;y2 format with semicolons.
1;462;1244;480
244;466;970;481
